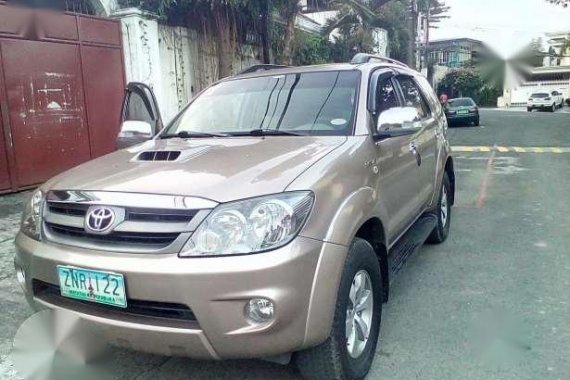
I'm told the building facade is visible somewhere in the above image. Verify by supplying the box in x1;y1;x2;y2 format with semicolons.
503;32;570;107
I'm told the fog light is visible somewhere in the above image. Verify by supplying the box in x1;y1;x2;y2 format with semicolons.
245;298;274;323
15;266;26;291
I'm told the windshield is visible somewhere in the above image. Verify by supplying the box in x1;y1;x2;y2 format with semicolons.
530;93;549;98
448;98;475;107
163;71;360;137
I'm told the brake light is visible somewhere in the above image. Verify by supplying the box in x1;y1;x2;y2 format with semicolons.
545;97;551;101
446;110;456;115
469;107;478;113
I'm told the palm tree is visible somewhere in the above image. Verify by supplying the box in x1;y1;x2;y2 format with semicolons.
322;0;395;56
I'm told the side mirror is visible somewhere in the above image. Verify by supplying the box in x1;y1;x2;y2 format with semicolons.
376;107;422;137
116;120;154;149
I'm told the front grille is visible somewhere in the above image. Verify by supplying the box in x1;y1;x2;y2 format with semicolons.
45;223;179;247
48;203;196;223
33;280;199;328
42;191;214;254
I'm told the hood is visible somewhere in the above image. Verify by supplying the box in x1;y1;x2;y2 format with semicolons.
46;136;346;202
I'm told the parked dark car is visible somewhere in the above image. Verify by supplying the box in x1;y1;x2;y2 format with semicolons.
444;97;479;126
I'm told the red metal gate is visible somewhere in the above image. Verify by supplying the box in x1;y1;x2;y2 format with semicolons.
0;5;125;193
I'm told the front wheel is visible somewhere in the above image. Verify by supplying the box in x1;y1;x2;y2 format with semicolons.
296;238;383;380
427;172;451;244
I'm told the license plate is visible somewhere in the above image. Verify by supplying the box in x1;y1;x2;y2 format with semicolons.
57;266;127;308
458;110;469;114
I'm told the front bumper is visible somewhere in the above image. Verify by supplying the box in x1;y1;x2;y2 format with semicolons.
14;233;347;359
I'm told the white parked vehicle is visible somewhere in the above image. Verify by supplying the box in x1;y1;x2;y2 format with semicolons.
527;91;564;112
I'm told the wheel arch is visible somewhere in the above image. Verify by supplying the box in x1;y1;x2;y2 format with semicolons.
354;218;389;303
444;156;455;205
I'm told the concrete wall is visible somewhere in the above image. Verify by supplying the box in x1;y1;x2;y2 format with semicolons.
114;7;262;123
510;82;570;105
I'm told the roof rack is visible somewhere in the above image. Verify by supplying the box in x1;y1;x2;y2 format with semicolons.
350;53;409;68
238;64;290;75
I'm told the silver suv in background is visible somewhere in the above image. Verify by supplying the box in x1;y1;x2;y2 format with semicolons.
15;54;454;380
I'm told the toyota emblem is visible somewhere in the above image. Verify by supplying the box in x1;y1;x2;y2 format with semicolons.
86;207;116;233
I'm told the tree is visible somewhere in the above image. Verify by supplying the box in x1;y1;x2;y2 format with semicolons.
417;0;450;82
277;0;302;65
121;0;269;79
437;68;501;107
322;0;396;56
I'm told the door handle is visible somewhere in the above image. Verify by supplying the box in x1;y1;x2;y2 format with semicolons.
409;142;422;166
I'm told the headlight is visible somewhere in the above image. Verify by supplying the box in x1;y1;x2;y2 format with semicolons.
179;191;314;257
20;189;44;240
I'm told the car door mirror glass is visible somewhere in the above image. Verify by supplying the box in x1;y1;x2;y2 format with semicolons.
377;107;421;133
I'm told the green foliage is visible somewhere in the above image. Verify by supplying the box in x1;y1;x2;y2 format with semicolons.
379;0;410;62
291;32;335;65
437;68;500;107
119;0;409;67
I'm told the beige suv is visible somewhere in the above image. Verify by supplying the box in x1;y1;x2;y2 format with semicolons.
14;54;454;380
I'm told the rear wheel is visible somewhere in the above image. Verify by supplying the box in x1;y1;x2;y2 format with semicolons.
427;172;451;244
527;107;532;112
473;117;480;126
551;104;556;112
296;238;382;380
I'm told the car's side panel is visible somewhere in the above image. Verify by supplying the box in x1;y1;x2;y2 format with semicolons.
289;136;390;247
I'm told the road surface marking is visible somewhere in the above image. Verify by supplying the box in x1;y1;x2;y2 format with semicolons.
453;146;570;154
477;150;496;208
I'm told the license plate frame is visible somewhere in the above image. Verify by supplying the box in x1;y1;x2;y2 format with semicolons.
57;266;127;308
457;110;469;114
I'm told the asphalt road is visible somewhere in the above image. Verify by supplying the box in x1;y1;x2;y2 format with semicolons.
1;109;570;379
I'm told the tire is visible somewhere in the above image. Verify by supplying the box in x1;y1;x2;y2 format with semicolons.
296;238;383;380
427;172;451;244
527;107;532;112
473;117;480;126
550;104;556;112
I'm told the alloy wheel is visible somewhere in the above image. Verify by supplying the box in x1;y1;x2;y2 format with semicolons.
346;270;374;358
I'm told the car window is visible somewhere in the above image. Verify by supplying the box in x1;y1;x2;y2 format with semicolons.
531;93;549;98
126;92;154;124
395;76;431;119
448;98;475;107
165;71;360;136
376;78;400;115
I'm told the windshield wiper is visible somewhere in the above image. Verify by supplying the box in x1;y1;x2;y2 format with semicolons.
159;131;229;139
230;129;305;137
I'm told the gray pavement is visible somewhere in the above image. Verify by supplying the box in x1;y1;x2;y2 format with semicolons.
1;109;570;379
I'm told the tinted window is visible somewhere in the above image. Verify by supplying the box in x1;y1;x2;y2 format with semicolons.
126;92;154;124
448;98;475;107
396;76;431;118
376;78;399;114
531;93;549;98
165;71;360;136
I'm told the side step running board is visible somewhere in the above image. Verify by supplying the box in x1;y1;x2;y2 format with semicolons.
388;213;437;281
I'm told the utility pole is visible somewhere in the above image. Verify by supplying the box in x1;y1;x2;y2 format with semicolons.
423;0;430;70
423;0;434;85
407;0;418;69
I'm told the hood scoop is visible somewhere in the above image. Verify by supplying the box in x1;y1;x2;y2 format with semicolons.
136;151;181;162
